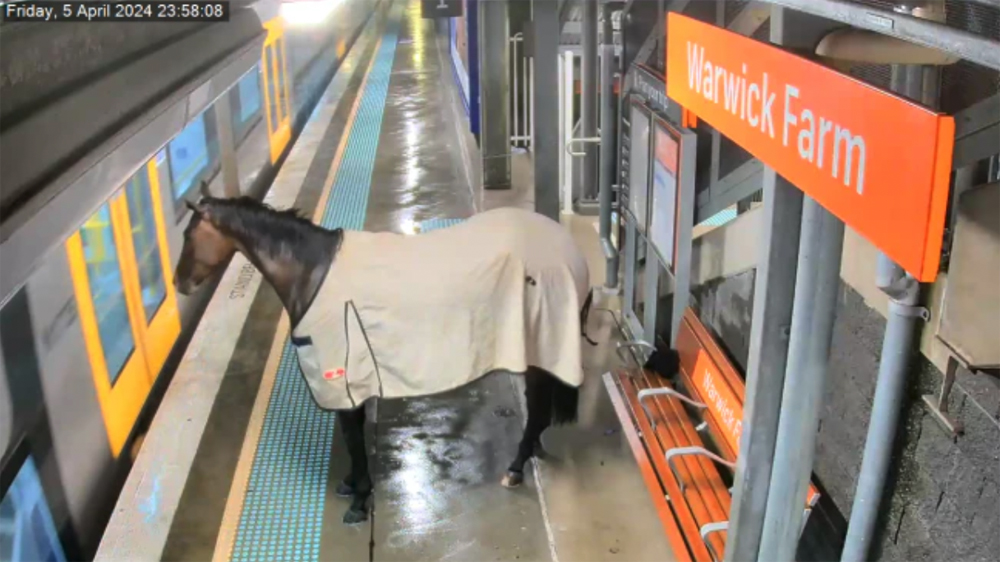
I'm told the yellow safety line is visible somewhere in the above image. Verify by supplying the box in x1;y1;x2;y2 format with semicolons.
211;25;387;562
212;314;289;562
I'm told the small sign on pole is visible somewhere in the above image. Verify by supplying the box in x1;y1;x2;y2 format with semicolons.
421;0;463;19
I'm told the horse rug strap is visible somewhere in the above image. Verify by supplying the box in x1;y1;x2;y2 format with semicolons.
290;207;591;411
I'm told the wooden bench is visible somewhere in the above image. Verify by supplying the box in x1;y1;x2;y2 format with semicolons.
604;308;821;562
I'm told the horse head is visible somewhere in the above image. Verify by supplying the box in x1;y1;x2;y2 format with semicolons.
174;182;237;295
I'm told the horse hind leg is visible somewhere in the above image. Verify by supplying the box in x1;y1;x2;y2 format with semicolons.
337;405;372;524
503;368;555;488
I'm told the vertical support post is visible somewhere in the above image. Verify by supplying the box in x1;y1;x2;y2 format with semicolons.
214;93;241;197
579;0;599;205
598;1;619;289
478;0;511;189
724;171;804;562
562;50;576;215
758;197;844;561
558;53;565;199
532;0;560;219
512;35;520;146
840;62;934;562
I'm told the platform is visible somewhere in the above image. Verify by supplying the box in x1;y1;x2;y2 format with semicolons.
97;2;674;561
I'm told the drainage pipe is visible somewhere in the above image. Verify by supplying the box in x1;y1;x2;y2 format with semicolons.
598;2;619;289
840;62;933;562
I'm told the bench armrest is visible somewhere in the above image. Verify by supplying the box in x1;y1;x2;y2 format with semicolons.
698;507;810;562
665;446;736;494
700;521;729;562
637;387;708;429
616;340;656;365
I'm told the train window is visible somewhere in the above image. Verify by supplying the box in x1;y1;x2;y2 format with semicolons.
124;171;167;322
236;66;262;126
79;204;135;384
168;113;210;202
0;456;68;562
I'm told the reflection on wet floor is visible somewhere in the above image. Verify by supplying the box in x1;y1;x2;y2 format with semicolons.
364;0;475;235
373;375;552;561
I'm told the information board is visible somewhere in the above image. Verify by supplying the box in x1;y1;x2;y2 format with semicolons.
628;103;652;234
650;120;680;271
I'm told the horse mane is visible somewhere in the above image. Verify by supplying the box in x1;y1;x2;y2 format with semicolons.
203;196;337;259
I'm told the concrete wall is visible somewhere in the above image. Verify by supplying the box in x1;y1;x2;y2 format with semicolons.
686;208;1000;561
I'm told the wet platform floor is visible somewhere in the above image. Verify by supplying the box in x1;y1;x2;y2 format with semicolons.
158;1;675;560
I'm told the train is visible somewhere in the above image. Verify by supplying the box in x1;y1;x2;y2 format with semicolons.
0;1;380;559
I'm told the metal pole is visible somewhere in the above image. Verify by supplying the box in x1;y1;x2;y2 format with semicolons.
758;197;844;562
598;2;619;289
532;0;560;219
512;35;520;146
580;0;599;203
840;62;933;562
724;170;804;562
562;50;575;214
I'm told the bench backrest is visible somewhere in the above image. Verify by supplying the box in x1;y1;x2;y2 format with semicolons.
675;308;821;507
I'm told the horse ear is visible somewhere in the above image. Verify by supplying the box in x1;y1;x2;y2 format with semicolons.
199;181;212;199
185;199;207;217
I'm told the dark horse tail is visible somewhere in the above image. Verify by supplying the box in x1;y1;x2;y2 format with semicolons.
546;288;599;426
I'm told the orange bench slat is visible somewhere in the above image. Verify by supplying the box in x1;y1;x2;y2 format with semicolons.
618;374;722;562
603;373;695;562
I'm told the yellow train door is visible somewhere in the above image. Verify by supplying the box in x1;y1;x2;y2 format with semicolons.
66;159;181;457
262;17;293;163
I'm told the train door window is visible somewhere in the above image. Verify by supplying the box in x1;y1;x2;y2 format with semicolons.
277;38;291;121
0;456;67;562
262;18;291;163
67;195;152;457
264;46;279;134
125;170;167;321
79;203;135;382
120;162;181;380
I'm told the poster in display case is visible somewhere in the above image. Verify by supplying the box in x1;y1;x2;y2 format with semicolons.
650;119;680;272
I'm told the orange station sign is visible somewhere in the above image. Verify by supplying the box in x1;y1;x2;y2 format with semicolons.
666;13;954;282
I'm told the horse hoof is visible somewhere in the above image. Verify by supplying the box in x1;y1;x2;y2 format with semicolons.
335;480;354;498
501;470;524;488
343;506;368;525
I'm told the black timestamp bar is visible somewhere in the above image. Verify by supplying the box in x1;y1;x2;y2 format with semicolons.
2;2;231;23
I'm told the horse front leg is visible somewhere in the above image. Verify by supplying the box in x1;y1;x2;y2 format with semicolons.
503;368;552;488
337;405;372;524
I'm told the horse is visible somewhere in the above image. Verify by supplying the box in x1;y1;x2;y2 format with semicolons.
173;184;596;524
